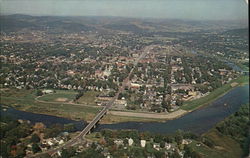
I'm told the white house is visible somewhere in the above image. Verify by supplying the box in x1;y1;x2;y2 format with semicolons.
128;138;134;146
42;89;53;94
140;140;146;148
153;143;160;151
165;143;171;150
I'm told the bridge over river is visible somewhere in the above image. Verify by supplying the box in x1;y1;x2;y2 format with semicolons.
29;46;154;158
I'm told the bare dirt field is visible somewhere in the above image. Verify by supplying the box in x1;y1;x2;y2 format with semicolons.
55;98;68;102
109;109;188;119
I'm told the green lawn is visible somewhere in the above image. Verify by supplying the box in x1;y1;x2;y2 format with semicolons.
76;91;100;106
0;89;101;121
181;76;249;111
38;90;78;102
195;129;243;158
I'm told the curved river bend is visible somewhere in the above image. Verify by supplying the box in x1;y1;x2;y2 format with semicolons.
0;106;86;131
1;85;249;134
96;85;249;134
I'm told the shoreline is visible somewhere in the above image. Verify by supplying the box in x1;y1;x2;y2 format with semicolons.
1;76;248;125
101;76;249;123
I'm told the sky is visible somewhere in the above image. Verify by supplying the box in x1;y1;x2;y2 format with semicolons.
0;0;248;21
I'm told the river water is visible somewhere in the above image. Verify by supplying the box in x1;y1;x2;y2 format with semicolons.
0;106;86;130
1;85;249;134
95;85;249;134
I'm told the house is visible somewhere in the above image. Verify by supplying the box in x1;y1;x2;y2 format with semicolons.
57;151;62;157
76;145;84;153
188;91;197;96
218;69;228;75
58;139;64;145
153;143;160;151
42;89;53;94
45;138;54;146
165;143;171;150
130;83;141;89
114;99;127;107
114;139;124;146
182;139;192;145
172;65;183;72
140;140;146;148
128;138;134;146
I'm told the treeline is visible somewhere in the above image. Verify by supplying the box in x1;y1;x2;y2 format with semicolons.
216;103;250;156
0;116;33;157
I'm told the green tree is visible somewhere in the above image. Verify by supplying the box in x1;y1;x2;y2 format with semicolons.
61;147;75;158
36;89;43;96
32;143;41;153
31;134;40;143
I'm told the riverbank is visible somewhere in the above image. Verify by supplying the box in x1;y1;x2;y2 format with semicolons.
96;85;249;134
181;75;249;111
201;103;249;158
99;75;248;123
1;85;249;136
0;89;101;122
0;76;248;124
99;109;187;124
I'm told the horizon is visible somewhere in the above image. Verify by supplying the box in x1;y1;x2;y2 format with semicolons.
0;0;248;21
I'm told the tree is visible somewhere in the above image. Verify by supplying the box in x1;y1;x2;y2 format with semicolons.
160;141;165;148
16;144;26;157
36;89;43;96
32;143;41;153
175;133;183;145
44;124;63;138
31;134;40;143
176;99;183;106
64;123;76;132
172;150;181;158
202;137;214;148
61;147;75;158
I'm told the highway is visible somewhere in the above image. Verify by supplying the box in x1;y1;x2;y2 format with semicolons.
29;45;153;158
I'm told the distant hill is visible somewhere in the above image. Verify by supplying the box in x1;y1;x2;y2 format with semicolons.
104;23;147;33
222;28;249;38
0;14;95;33
0;14;248;34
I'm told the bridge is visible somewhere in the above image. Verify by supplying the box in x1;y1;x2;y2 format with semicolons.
29;46;154;158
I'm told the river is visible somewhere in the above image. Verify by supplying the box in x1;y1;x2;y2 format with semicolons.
0;106;86;131
95;85;249;134
1;85;249;134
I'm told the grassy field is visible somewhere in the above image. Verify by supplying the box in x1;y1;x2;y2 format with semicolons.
181;76;249;111
76;91;100;106
38;90;78;102
99;113;165;124
0;89;166;123
0;89;101;122
194;128;243;158
1;75;248;123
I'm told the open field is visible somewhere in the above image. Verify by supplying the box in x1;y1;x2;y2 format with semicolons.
193;128;243;158
0;89;101;122
1;75;248;123
1;89;167;123
38;90;78;102
99;113;165;124
107;109;187;120
181;75;249;111
76;91;100;106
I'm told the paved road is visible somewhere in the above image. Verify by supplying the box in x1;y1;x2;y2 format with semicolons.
28;46;154;158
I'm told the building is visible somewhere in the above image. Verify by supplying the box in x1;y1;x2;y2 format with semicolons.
42;89;54;94
140;140;146;148
128;138;134;146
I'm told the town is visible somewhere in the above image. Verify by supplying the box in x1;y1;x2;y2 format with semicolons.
0;14;249;158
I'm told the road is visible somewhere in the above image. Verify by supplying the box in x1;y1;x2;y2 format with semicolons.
28;45;154;158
